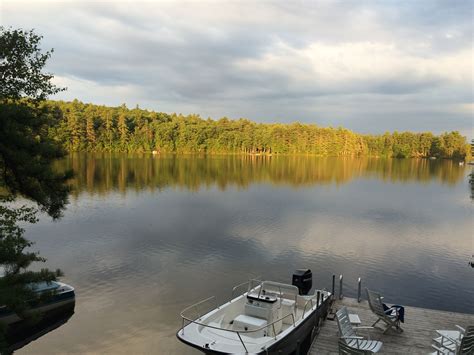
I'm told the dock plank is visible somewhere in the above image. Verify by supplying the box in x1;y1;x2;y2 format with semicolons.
309;297;474;354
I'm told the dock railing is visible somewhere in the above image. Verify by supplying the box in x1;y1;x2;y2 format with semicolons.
331;274;363;303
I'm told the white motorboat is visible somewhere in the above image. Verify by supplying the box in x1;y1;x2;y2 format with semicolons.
0;281;75;326
177;269;332;354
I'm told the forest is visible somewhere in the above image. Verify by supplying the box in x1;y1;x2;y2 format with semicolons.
42;100;470;159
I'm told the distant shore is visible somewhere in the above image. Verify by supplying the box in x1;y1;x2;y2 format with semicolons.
44;100;471;161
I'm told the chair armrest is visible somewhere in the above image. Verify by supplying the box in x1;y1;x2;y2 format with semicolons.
455;325;465;334
384;308;400;320
435;331;460;345
353;326;374;340
434;340;457;353
341;335;364;340
431;344;448;354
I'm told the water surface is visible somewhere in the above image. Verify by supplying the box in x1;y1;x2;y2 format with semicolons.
19;154;473;354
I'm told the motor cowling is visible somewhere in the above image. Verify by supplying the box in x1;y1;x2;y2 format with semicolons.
292;269;312;295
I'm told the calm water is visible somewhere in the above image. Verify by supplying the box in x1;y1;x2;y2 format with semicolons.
19;154;473;354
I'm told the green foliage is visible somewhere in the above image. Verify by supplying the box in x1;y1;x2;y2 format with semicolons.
0;26;70;344
0;101;72;218
430;132;471;160
43;100;469;160
0;198;62;311
469;140;474;201
0;27;64;101
1;27;70;218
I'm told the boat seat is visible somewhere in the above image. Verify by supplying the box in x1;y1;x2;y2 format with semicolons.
281;298;296;308
233;314;268;337
208;314;225;328
281;298;296;324
296;294;318;309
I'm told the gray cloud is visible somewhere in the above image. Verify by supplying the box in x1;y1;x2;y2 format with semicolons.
2;0;473;135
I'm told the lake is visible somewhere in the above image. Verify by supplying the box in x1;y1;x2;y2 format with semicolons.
18;154;473;354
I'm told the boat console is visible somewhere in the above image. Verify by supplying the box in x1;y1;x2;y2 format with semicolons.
243;292;282;335
246;293;278;303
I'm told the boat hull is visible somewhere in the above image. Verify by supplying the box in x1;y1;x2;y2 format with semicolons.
177;294;331;355
0;282;75;326
6;303;75;353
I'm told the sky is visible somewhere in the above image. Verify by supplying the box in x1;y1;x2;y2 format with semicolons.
2;0;473;135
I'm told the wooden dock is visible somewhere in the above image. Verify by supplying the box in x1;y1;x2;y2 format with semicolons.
310;297;474;354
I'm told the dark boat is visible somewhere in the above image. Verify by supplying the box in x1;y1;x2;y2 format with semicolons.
0;281;75;326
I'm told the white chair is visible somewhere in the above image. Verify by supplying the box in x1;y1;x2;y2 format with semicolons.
336;306;383;354
339;339;374;354
433;326;465;353
432;325;474;355
430;344;455;355
366;288;403;334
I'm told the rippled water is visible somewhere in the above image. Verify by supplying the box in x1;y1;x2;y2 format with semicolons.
18;154;473;354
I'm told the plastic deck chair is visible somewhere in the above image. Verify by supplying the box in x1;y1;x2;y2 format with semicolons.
433;326;474;355
339;339;374;354
365;288;403;334
336;306;383;354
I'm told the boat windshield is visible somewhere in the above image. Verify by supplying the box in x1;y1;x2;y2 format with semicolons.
27;281;60;293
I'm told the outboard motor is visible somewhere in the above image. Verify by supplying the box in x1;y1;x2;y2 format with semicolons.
292;269;312;295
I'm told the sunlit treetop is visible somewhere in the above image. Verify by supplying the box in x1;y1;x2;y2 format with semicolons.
0;26;64;101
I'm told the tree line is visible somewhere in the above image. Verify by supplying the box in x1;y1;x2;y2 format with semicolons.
44;100;471;160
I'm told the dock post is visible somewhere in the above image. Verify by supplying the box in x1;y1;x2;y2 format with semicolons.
339;274;343;300
357;277;362;303
332;274;335;300
316;291;320;307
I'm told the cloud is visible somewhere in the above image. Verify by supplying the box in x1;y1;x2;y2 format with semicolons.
52;75;144;103
2;0;473;135
235;41;471;97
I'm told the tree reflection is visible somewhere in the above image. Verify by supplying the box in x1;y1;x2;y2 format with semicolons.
469;171;474;200
55;154;467;198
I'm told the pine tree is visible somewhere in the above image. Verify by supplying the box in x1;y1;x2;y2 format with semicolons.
0;27;71;347
104;110;115;151
86;113;96;150
118;112;129;151
66;105;82;151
